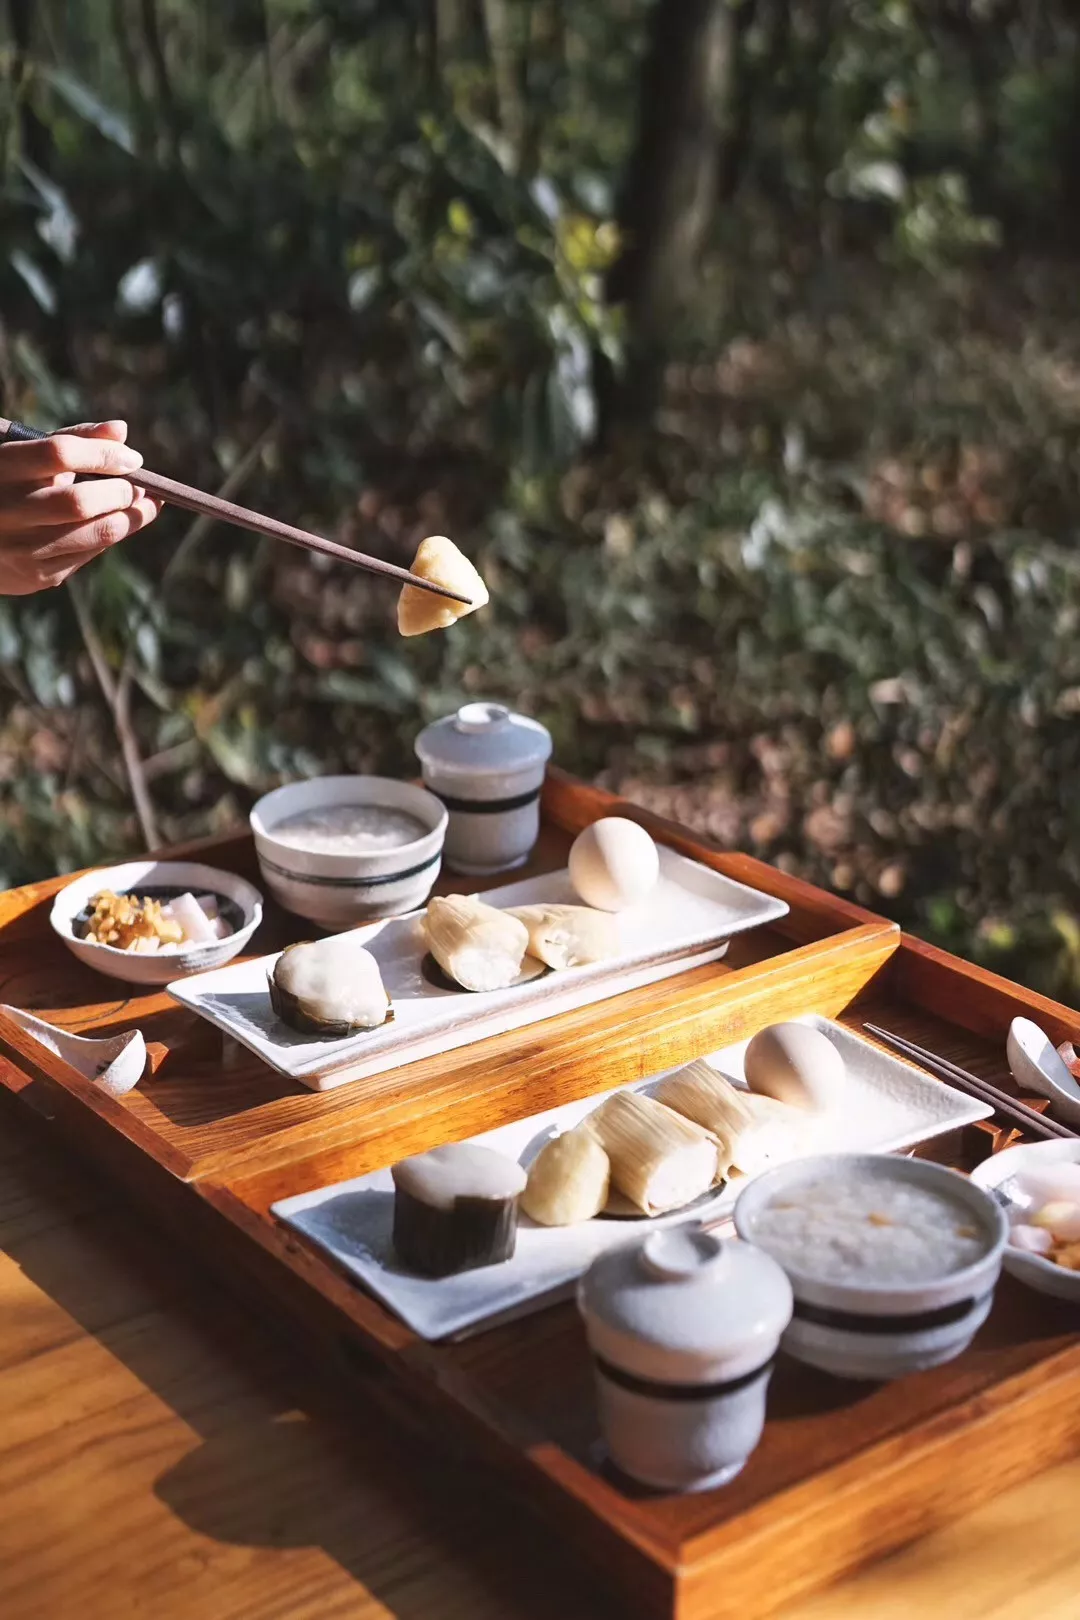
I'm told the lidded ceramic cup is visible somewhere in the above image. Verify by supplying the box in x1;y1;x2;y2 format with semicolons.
414;702;552;876
578;1227;793;1493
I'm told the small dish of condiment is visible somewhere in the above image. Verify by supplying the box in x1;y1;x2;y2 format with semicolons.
250;776;447;929
734;1153;1007;1380
51;860;263;985
971;1138;1080;1304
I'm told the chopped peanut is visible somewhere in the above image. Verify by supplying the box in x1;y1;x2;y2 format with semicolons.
84;890;184;951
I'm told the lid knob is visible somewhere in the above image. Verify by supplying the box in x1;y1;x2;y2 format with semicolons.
638;1227;726;1282
454;702;510;734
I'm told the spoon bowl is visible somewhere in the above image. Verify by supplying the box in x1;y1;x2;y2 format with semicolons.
1006;1016;1080;1126
0;1005;146;1098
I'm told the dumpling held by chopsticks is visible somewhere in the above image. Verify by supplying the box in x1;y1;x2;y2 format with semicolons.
398;535;489;637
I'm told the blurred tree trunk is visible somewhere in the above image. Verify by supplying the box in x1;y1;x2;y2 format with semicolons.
435;0;464;69
602;0;743;431
1062;37;1080;232
716;0;762;202
109;0;148;130
481;0;528;165
6;0;51;168
521;0;563;174
138;0;181;157
801;0;836;206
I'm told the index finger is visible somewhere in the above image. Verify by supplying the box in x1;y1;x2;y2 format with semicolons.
0;432;143;484
61;420;129;443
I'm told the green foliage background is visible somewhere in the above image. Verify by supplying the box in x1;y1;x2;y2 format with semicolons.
3;0;1080;996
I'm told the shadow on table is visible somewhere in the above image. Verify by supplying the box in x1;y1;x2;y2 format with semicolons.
0;1092;618;1620
154;1408;620;1620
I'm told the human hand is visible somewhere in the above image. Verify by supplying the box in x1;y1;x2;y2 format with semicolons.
0;420;162;594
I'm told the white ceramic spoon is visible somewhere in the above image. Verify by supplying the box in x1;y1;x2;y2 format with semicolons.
1006;1015;1080;1126
0;1005;146;1099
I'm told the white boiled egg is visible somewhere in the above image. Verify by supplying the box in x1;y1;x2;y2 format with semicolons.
743;1022;845;1112
568;817;660;912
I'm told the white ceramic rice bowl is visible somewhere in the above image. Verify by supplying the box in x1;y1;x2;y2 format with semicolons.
51;860;263;985
734;1153;1008;1381
250;776;447;930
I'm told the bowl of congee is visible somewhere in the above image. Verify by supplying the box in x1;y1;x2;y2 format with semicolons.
250;776;447;929
734;1153;1007;1382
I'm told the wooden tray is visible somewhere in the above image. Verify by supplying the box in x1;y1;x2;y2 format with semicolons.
0;771;890;1183
1;771;1078;1619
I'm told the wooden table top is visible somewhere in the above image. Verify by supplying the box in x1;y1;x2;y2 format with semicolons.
3;1091;1078;1620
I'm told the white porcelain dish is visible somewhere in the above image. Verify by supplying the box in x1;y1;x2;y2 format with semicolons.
271;1020;992;1341
734;1153;1008;1380
169;847;789;1089
250;776;447;929
971;1139;1080;1304
50;860;263;986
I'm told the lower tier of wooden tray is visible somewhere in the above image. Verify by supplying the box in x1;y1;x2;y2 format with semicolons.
174;952;1080;1620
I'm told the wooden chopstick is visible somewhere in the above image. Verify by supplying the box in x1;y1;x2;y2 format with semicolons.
0;418;470;604
862;1022;1079;1142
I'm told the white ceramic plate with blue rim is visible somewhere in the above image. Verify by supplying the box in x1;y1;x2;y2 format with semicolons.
270;1014;992;1341
168;848;789;1089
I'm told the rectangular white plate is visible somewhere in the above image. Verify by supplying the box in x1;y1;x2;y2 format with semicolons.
168;848;789;1089
271;1014;992;1340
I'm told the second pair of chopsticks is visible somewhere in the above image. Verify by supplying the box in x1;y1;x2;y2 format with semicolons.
0;417;470;605
863;1022;1079;1142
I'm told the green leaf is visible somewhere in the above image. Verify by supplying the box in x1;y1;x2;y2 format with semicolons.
202;725;263;787
348;266;382;311
10;251;57;314
369;650;419;702
42;68;136;154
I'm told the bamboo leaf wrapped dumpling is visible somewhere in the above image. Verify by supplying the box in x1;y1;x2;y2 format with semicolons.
583;1091;718;1216
652;1060;813;1178
423;894;531;991
505;904;619;971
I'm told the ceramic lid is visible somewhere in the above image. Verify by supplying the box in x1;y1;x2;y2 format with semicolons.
578;1229;793;1386
415;703;552;781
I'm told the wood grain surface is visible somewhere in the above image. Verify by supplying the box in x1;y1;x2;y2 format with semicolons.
4;1090;1080;1620
2;779;1079;1618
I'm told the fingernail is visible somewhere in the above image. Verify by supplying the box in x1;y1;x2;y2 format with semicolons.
117;448;143;470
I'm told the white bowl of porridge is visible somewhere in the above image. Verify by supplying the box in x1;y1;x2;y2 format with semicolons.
733;1153;1007;1381
250;776;447;929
